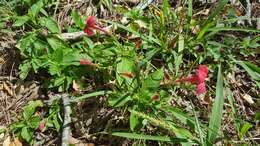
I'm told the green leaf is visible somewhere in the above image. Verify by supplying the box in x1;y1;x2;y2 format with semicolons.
108;93;132;107
19;61;31;80
29;116;41;129
23;100;43;120
130;112;139;131
53;115;61;131
49;64;61;76
53;76;65;86
130;110;195;141
207;65;224;145
83;37;95;49
40;17;60;33
21;127;32;142
70;90;112;102
141;68;164;92
13;15;30;27
162;107;196;129
47;37;69;50
71;9;84;28
206;0;229;22
255;112;260;121
239;61;260;80
239;122;252;139
28;0;44;19
116;58;136;86
107;132;172;142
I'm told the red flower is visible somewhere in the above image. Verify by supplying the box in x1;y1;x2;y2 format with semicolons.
84;16;108;36
80;59;98;68
38;120;45;131
176;65;208;95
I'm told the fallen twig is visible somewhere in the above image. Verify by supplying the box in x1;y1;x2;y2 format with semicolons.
61;94;72;146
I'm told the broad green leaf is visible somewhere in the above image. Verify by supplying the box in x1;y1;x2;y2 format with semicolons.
29;116;41;129
53;76;65;86
28;0;44;18
13;15;30;27
108;93;132;107
49;64;61;76
19;61;31;80
207;65;224;145
71;9;84;28
51;48;64;63
141;68;163;91
23;100;43;120
130;112;138;131
116;57;136;87
21;127;32;142
83;37;95;49
239;122;252;139
47;37;69;50
40;17;60;33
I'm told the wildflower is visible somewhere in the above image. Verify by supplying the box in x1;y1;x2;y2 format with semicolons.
80;59;98;68
38;120;45;132
84;16;108;36
176;65;208;95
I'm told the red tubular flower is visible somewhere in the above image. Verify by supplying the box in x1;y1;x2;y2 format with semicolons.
80;59;98;68
38;120;45;131
176;65;208;95
84;16;108;36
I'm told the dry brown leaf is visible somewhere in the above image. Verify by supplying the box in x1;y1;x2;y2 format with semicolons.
3;82;13;96
72;80;80;91
3;136;11;146
242;94;254;104
9;137;22;146
69;136;94;146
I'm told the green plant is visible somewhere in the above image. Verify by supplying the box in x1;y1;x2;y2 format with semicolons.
10;100;43;144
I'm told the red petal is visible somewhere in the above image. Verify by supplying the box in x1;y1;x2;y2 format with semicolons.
196;82;206;95
86;16;97;27
80;59;97;68
176;75;198;84
84;27;95;36
38;120;45;131
196;65;208;83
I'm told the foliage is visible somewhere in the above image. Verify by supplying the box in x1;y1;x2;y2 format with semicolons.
2;0;259;145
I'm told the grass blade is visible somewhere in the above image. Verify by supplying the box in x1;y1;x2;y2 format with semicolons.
207;65;224;145
70;91;112;102
108;132;172;142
